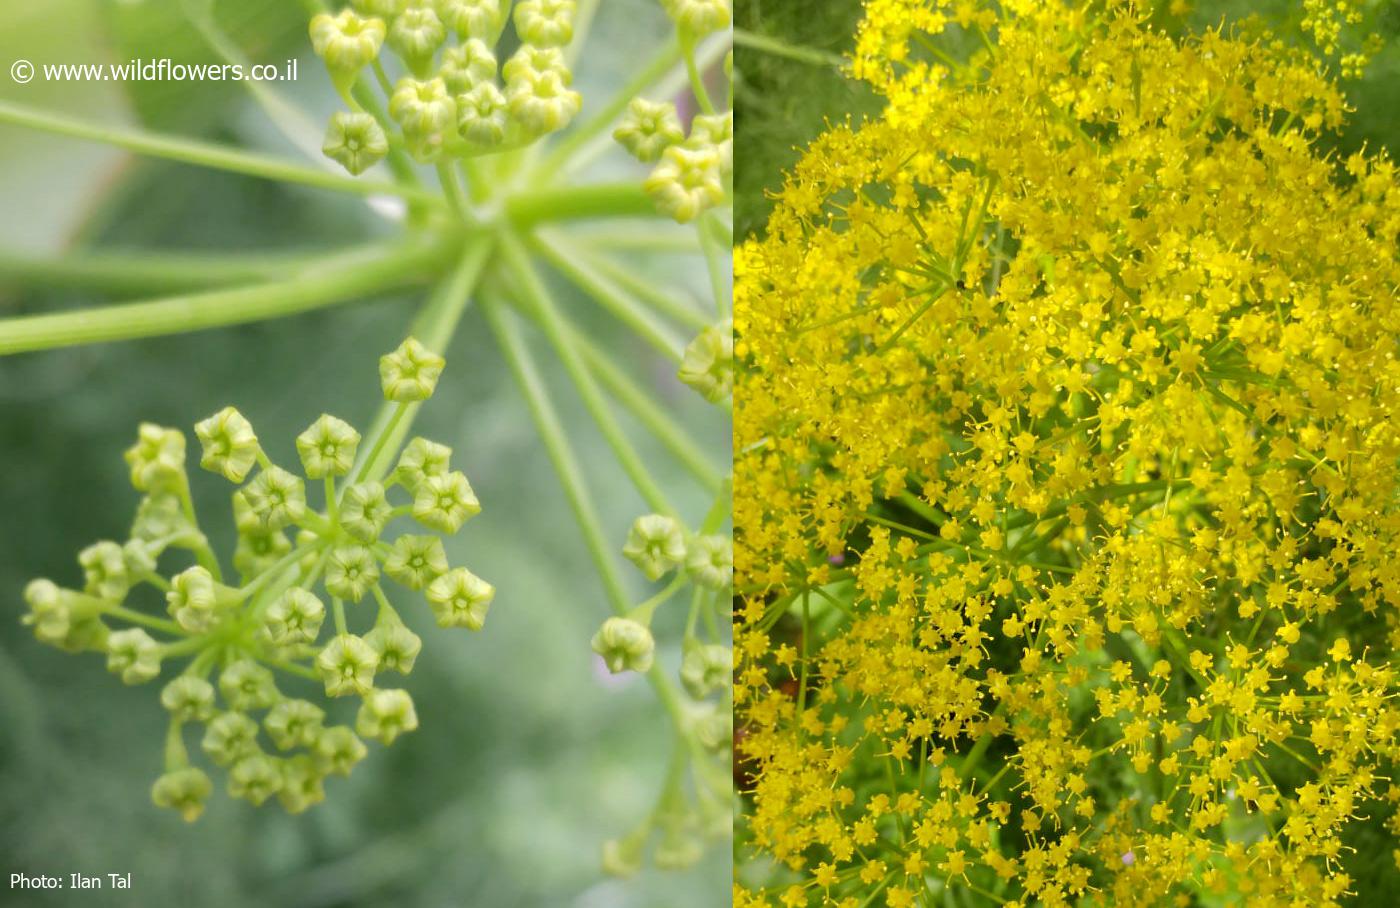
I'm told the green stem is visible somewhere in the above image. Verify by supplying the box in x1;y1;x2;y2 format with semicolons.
0;235;457;356
698;211;730;319
102;605;184;637
354;403;410;486
0;101;440;205
501;235;676;516
506;182;655;227
733;28;844;66
681;36;718;115
480;291;631;615
581;248;712;331
531;231;685;362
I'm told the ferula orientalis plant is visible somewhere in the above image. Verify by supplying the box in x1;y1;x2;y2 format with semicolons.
1;0;734;876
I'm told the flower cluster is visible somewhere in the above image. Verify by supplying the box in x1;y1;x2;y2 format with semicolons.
22;338;493;821
735;1;1399;906
313;0;584;171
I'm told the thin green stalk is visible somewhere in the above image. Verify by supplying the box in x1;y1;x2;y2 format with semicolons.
682;36;718;115
348;238;496;485
505;182;655;227
698;211;730;319
500;235;675;516
582;249;712;330
0;235;456;356
0;101;440;205
480;291;631;614
532;231;685;362
733;28;845;66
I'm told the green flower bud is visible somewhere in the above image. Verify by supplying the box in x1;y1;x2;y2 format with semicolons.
506;66;581;134
389;78;455;161
309;10;386;73
437;0;505;39
614;97;685;163
355;688;419;745
591;617;655;674
202;712;259;766
691;701;733;751
340;482;392;542
686;533;733;590
107;628;162;685
513;0;576;47
661;0;731;37
687;110;732;179
425;567;494;629
456;82;510;147
389;5;446;75
601;834;645;878
440;39;497;93
383;534;448;590
312;725;368;776
243;466;307;531
22;578;72;645
501;45;567;83
352;0;408;16
677;319;733;403
79;540;131;601
228;753;282;806
263;588;326;646
393;437;452;490
265;699;326;751
297;414;362;479
680;644;732;699
316;633;380;697
151;767;213;822
233;525;293;580
623;514;687;581
325;545;380;602
379;336;447;402
194;406;260;483
123;423;187;493
322;111;389;177
412;471;480;533
219;659;280;712
131;492;193;544
365;622;422;674
277;754;326;814
643;144;725;223
167;566;219;633
122;539;158;579
160;675;216;723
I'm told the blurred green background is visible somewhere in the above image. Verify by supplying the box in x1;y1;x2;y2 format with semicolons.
0;2;728;906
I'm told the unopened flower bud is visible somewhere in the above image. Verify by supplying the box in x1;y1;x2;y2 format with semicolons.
425;567;495;629
325;545;380;602
623;514;687;580
352;0;407;16
440;39;497;93
202;712;259;766
313;725;368;776
685;533;733;589
677;320;733;403
219;659;281;711
265;699;326;751
323;112;389;176
687;110;732;179
160;676;216;723
644;144;725;223
601;833;645;878
151;767;213;822
680;643;732;698
394;437;452;490
228;753;283;806
22;578;72;645
591;617;655;674
123;423;187;493
692;701;733;751
456;82;510;146
438;0;506;39
277;754;326;814
356;688;419;745
514;0;576;47
384;534;448;590
194;406;260;483
310;10;386;73
79;540;131;602
131;492;193;544
234;525;292;580
654;815;703;870
661;0;731;37
106;627;162;685
263;588;326;646
365;622;422;674
389;79;456;161
243;466;307;531
167;566;221;633
122;539;157;579
614;97;685;163
380;336;447;402
315;634;380;697
412;471;481;533
340;481;392;542
506;66;581;134
389;5;446;75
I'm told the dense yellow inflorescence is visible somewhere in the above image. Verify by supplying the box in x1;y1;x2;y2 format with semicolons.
734;1;1400;906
